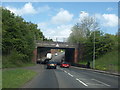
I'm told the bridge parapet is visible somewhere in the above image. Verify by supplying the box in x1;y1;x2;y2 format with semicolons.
36;41;78;48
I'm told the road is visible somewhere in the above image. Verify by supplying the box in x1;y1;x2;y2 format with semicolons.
22;53;119;88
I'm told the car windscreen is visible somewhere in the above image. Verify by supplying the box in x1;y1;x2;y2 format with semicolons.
48;62;57;64
62;62;69;64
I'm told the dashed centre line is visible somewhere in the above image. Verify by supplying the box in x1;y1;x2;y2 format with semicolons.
62;69;88;87
59;67;112;87
64;70;67;73
76;78;88;87
68;73;74;77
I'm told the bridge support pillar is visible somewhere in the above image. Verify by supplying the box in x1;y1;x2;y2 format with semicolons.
74;48;78;63
32;48;37;63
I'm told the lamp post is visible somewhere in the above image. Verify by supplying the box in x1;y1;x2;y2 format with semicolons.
93;29;95;69
56;38;57;42
93;15;96;69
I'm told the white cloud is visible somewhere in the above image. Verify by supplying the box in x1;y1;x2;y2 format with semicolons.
79;11;89;20
50;25;72;41
38;22;48;29
95;14;118;27
6;3;37;15
79;11;118;27
56;25;72;37
102;14;118;27
51;8;74;24
5;3;50;16
39;24;73;42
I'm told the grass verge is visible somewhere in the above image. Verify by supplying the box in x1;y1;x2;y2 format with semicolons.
2;61;36;68
78;50;119;73
19;62;36;68
2;69;37;88
94;50;118;73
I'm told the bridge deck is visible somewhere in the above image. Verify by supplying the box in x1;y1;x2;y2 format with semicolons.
36;41;78;48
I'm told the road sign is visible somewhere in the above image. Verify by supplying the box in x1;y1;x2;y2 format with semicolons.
56;43;59;47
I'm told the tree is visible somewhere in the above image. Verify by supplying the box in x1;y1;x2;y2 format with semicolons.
68;16;115;62
68;16;100;43
2;8;51;67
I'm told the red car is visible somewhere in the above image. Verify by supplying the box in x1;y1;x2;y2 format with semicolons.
60;62;70;68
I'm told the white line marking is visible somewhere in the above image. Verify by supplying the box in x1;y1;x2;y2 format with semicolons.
91;79;110;87
76;78;88;87
71;66;119;77
92;72;118;77
86;83;104;86
64;70;67;73
68;73;74;77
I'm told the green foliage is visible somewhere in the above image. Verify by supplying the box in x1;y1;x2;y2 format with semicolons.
2;69;37;88
68;16;118;63
2;49;30;68
2;8;51;67
84;31;115;60
68;17;99;43
93;50;118;72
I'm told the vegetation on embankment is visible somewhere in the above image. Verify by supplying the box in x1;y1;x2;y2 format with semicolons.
93;50;119;73
79;49;119;73
2;7;52;68
2;50;36;68
2;69;37;88
68;15;119;73
2;57;36;68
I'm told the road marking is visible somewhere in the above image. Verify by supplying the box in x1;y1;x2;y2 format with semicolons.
71;66;119;77
64;70;67;73
92;71;118;77
76;78;88;87
67;73;74;77
86;83;104;86
91;79;110;87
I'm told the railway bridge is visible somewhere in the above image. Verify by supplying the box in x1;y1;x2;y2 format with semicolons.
33;41;81;63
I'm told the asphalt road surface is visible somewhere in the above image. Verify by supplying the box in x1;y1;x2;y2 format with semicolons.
22;53;119;88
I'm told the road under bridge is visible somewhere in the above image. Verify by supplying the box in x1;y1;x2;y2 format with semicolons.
32;41;80;63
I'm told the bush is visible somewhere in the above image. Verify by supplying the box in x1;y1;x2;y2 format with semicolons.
2;49;29;68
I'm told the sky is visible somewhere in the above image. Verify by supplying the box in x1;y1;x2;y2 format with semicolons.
2;2;118;42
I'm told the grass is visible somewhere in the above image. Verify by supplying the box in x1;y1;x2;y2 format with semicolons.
78;61;88;65
78;50;119;73
2;69;37;88
93;50;119;73
0;69;1;89
2;54;36;68
2;60;36;69
19;62;36;67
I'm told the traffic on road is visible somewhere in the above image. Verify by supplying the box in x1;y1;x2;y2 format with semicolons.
22;52;119;88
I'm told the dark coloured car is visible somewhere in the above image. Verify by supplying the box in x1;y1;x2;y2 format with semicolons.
60;62;70;68
47;61;57;69
56;62;61;65
42;59;49;64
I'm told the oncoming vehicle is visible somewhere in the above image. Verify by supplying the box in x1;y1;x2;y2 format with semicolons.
60;62;70;68
55;53;58;56
47;61;57;69
46;53;52;60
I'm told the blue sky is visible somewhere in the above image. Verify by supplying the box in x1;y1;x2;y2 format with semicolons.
2;2;118;41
